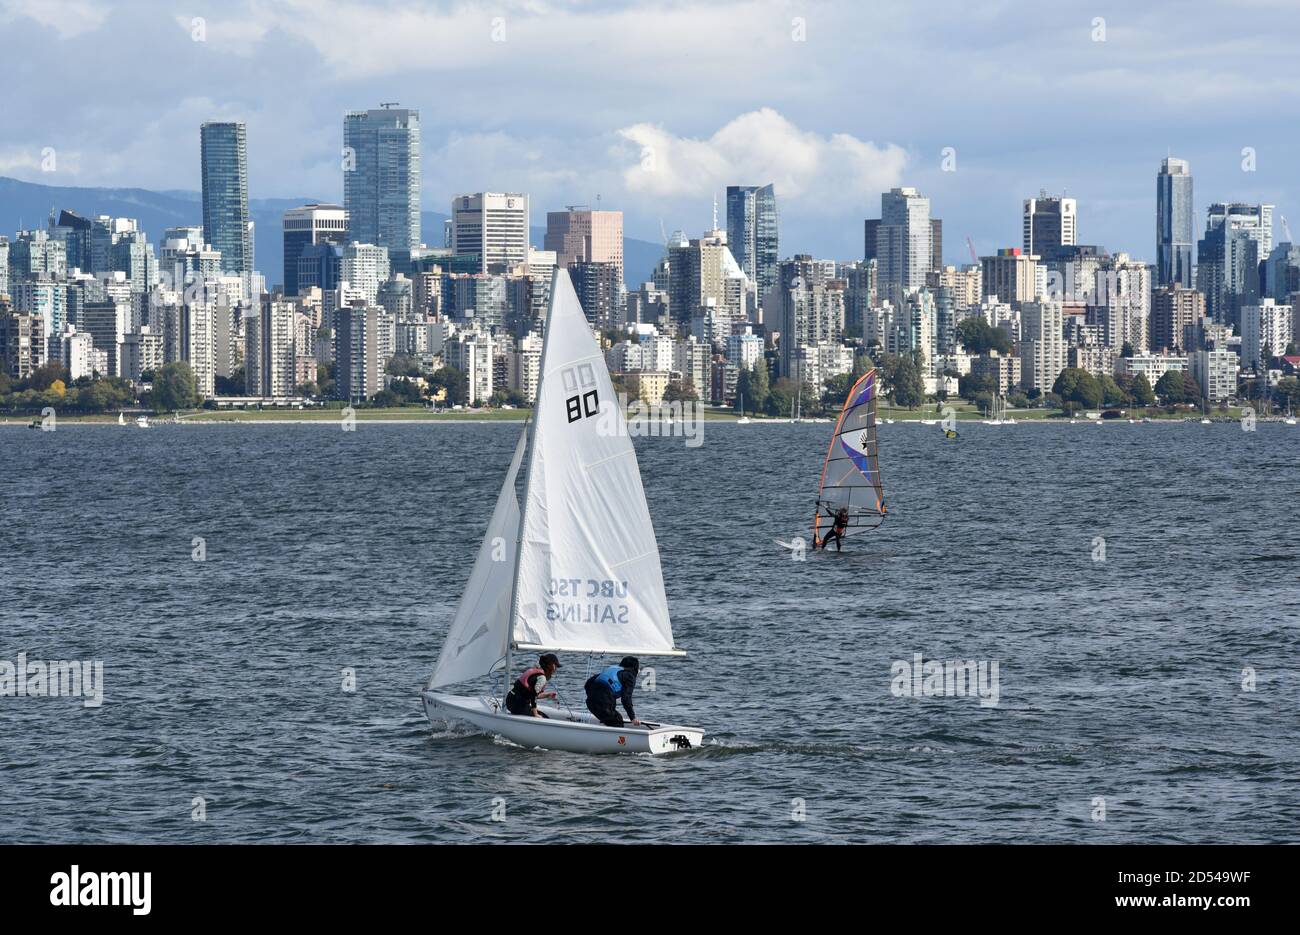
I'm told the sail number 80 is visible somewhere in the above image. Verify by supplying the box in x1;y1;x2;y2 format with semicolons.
561;363;600;423
566;390;599;423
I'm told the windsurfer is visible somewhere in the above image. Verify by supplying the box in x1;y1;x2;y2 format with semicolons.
817;505;850;550
505;653;561;717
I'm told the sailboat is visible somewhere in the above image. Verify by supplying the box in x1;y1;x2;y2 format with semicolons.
421;270;703;755
982;392;1014;425
118;412;126;426
810;368;887;547
736;392;751;425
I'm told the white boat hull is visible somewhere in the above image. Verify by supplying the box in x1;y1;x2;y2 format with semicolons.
422;690;704;755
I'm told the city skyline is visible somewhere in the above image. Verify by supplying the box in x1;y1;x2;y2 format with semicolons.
2;1;1298;266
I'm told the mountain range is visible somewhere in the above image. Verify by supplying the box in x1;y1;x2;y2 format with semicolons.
0;176;665;290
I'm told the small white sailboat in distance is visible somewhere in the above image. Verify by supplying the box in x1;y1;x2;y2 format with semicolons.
422;270;703;755
736;392;751;424
118;412;125;426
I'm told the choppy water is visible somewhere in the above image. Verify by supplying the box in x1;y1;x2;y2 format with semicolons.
1;419;1297;843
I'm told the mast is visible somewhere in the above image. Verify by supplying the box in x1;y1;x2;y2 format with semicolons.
504;273;560;696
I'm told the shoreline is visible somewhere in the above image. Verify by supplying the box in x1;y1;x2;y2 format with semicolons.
1;413;1272;427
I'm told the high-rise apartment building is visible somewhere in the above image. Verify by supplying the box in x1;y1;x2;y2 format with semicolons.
1150;285;1206;353
1240;299;1292;370
340;243;390;305
1019;300;1066;393
0;310;46;380
877;188;931;305
335;302;391;402
981;248;1040;308
246;297;298;397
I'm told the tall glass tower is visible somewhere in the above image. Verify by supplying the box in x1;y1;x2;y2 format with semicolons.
1157;157;1194;288
877;187;931;306
343;105;421;252
725;184;778;301
200;122;252;277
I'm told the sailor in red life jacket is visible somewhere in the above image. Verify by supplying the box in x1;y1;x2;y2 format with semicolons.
505;653;561;717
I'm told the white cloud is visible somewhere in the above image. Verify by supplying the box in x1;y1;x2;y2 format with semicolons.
616;109;907;205
0;0;108;38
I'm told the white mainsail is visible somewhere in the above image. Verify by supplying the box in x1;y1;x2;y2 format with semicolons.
428;428;527;689
510;270;679;657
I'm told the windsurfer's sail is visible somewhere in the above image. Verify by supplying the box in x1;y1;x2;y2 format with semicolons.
812;368;886;544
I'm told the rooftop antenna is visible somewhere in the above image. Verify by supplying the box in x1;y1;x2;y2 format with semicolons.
712;193;718;231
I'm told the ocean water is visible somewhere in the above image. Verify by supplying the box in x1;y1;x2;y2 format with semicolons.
1;419;1297;844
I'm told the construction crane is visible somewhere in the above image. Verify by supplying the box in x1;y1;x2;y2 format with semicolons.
1281;215;1293;244
966;236;978;264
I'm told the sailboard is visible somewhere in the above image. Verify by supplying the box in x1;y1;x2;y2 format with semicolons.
810;368;886;547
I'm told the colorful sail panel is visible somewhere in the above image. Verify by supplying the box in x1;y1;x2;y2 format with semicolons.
812;368;886;544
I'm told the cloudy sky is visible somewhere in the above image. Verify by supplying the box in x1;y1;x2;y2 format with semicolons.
2;0;1297;261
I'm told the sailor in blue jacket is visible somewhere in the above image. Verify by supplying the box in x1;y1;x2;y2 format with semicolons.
584;656;640;727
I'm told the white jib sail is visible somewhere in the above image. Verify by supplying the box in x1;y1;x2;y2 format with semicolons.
510;269;678;656
428;428;527;689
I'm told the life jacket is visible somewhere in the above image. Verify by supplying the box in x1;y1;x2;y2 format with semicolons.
515;667;544;698
594;665;625;696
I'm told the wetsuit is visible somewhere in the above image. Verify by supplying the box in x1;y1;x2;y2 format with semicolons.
505;667;549;717
820;508;850;550
584;665;636;727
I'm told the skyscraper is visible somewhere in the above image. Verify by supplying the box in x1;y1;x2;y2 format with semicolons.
49;210;92;273
725;184;778;302
544;207;624;286
343;105;421;252
1197;202;1272;324
1157;157;1194;288
451;193;529;274
863;219;880;263
282;204;348;295
200;122;252;278
877;187;931;306
1023;192;1077;256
